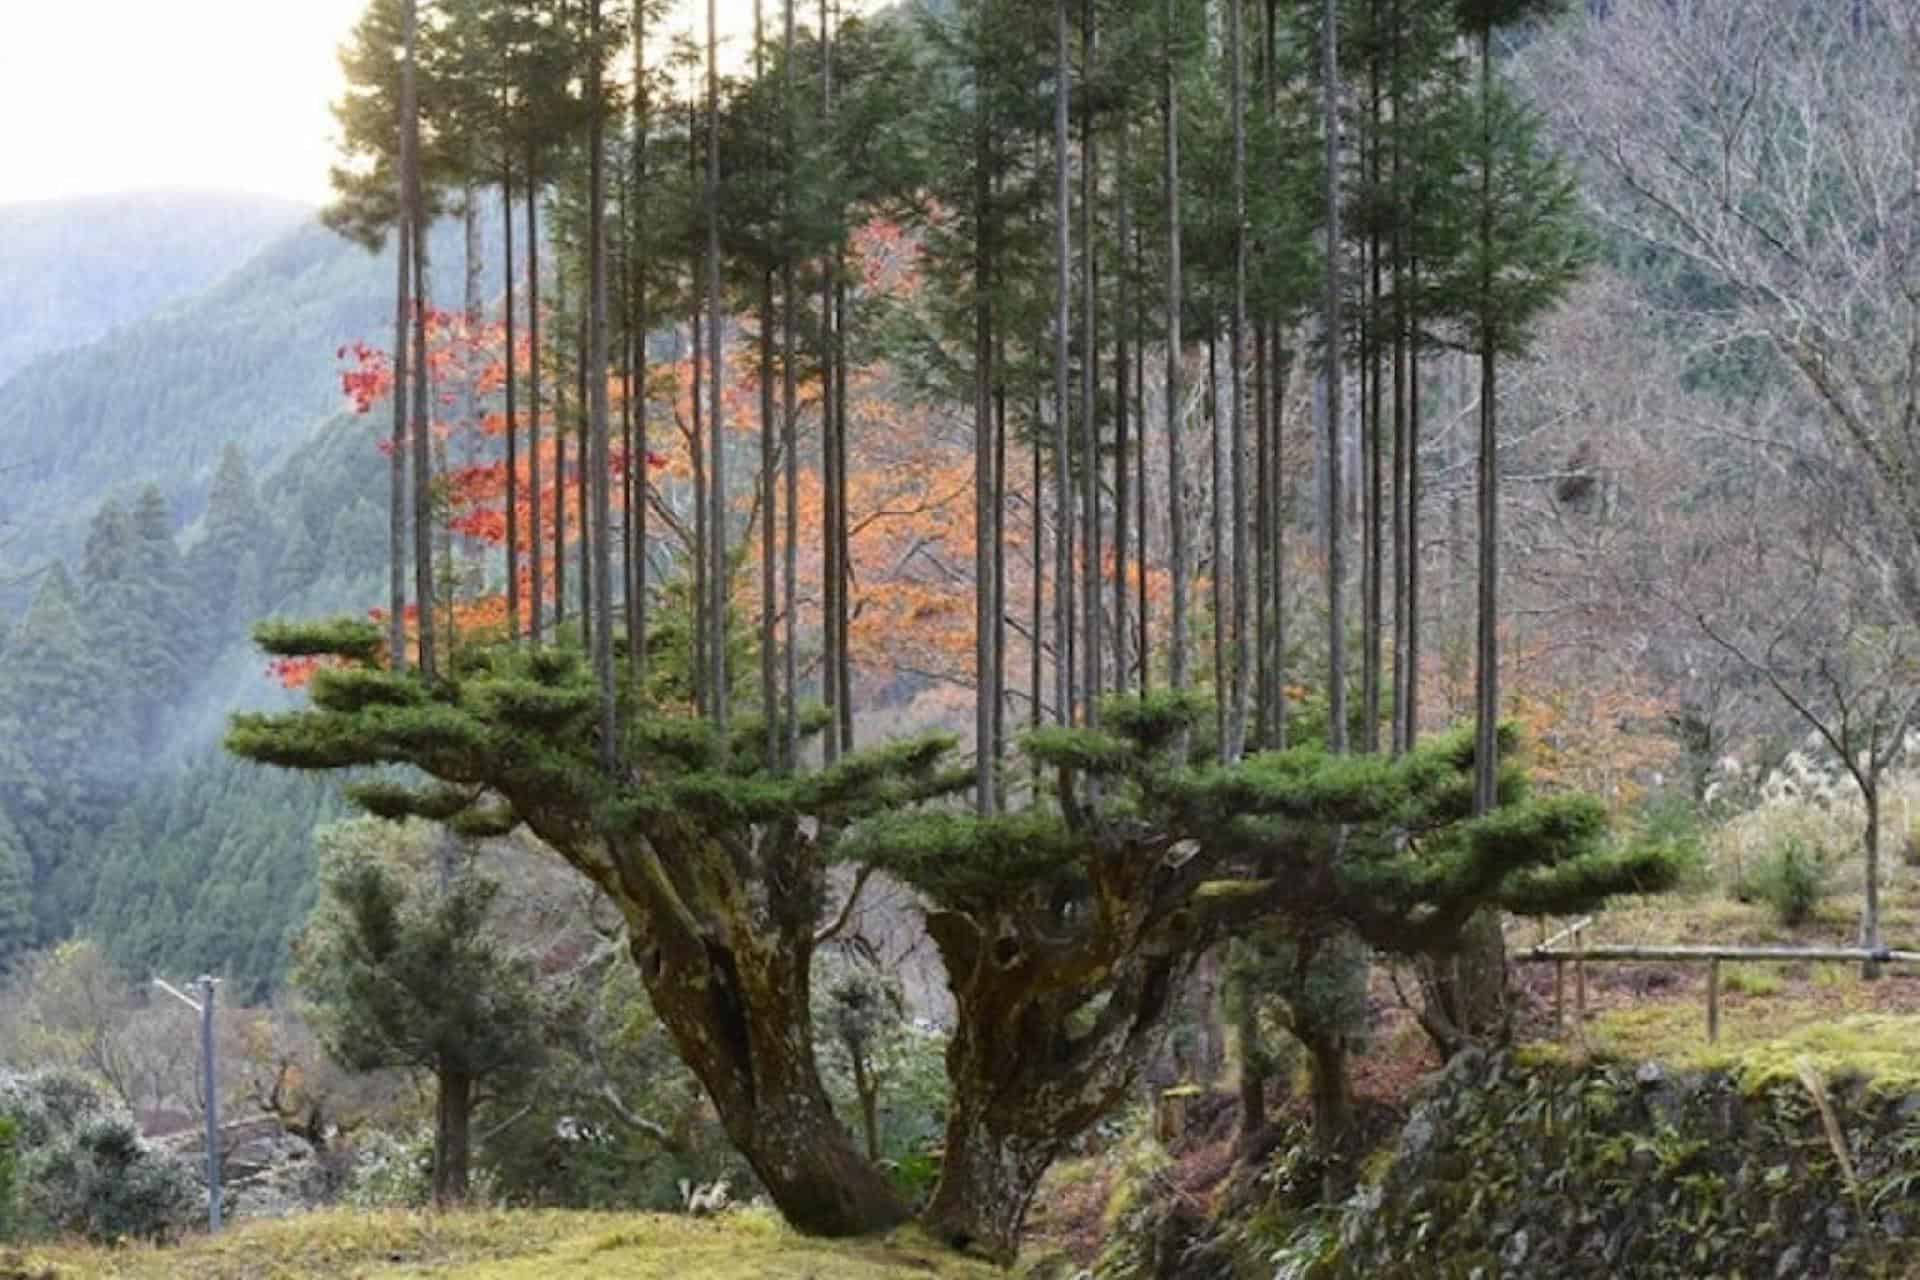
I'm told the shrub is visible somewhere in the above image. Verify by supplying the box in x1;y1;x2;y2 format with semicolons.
340;1128;433;1210
0;1070;199;1243
1749;836;1830;928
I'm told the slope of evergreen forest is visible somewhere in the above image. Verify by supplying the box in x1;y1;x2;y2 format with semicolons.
0;199;490;982
0;190;308;385
0;210;498;609
0;413;390;983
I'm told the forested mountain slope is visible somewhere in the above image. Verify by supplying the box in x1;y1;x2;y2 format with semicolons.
0;211;496;608
0;202;493;981
0;420;387;980
0;190;307;384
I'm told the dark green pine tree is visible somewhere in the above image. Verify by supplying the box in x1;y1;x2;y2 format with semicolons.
188;445;270;657
0;563;135;939
126;487;196;745
0;805;32;973
272;518;326;613
81;495;135;589
76;488;199;753
294;818;548;1206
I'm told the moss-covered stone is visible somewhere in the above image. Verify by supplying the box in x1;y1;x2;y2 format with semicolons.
1299;1037;1920;1278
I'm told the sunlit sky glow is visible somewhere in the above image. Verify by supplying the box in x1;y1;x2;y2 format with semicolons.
3;0;828;208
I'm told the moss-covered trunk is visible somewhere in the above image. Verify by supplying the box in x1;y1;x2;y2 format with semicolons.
920;1075;1060;1261
505;807;912;1238
919;907;1185;1261
611;831;910;1238
1299;1027;1352;1155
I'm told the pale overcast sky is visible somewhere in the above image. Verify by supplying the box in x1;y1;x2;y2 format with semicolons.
1;0;797;208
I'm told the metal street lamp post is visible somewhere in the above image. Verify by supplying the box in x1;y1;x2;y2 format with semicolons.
153;974;221;1233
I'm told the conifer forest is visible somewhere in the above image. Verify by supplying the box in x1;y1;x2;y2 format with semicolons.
8;1;1920;1275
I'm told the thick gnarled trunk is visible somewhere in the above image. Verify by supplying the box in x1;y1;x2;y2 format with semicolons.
921;1085;1059;1261
919;902;1186;1260
518;807;909;1237
632;937;909;1234
631;937;908;1235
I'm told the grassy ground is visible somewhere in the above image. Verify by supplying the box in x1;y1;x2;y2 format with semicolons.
1512;871;1920;1079
2;1208;1004;1280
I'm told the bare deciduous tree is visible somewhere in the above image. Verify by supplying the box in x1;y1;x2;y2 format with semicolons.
1535;0;1920;591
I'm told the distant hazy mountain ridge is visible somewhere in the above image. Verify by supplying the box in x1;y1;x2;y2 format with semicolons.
0;190;309;384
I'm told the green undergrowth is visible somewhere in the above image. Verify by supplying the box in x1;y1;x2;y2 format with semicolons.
1311;1034;1920;1278
1575;993;1920;1093
8;1208;1003;1279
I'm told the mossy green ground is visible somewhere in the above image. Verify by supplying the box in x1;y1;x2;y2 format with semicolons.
1521;877;1920;1074
5;1208;1003;1279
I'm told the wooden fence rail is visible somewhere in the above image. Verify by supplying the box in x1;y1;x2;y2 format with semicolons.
1509;921;1918;1045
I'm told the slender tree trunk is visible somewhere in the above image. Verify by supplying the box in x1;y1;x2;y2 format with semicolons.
431;1067;472;1208
707;0;729;734
781;0;798;766
1211;330;1226;752
1322;0;1346;754
691;273;708;714
993;369;1007;800
833;277;853;753
1136;225;1149;696
1081;0;1101;725
1274;345;1290;748
1033;394;1045;752
1364;25;1385;755
504;165;521;645
390;195;411;670
1405;254;1420;743
632;4;650;680
1228;0;1250;761
1053;0;1074;727
589;0;615;773
820;0;840;763
1864;782;1883;978
1255;315;1271;745
756;0;778;765
1472;31;1497;814
1254;0;1272;748
850;1048;881;1164
1236;997;1268;1156
1388;0;1406;754
1114;120;1132;696
1165;0;1188;696
401;0;434;679
527;160;545;647
579;306;593;653
452;188;482;654
974;27;997;813
620;180;637;667
1300;1027;1353;1156
553;265;569;632
410;189;435;678
760;242;777;754
1266;0;1286;750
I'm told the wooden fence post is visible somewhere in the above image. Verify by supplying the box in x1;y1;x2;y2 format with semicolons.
1554;958;1565;1032
1573;923;1587;1030
1706;957;1720;1044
